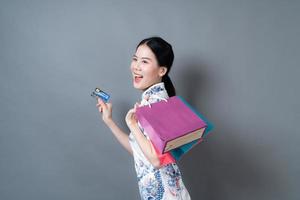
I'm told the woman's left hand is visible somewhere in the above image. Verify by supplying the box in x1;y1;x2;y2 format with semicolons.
125;103;140;128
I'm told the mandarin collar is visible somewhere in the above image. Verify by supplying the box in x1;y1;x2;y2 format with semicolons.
141;82;169;102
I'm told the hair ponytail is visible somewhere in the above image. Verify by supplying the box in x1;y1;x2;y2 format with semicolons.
162;75;176;97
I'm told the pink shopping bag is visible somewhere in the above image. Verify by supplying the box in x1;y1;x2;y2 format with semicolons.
136;96;207;154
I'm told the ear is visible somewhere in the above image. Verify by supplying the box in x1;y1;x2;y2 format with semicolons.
158;66;168;77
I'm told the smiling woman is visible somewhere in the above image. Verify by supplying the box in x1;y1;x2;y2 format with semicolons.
131;44;167;90
132;37;176;97
96;37;190;200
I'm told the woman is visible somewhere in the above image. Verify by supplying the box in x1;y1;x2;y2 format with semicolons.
96;37;191;200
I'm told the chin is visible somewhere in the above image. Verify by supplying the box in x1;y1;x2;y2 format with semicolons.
133;81;150;91
133;85;147;91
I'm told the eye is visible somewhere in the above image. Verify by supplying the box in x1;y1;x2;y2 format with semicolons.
132;57;137;61
142;60;148;64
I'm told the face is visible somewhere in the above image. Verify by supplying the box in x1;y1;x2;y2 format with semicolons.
130;44;167;91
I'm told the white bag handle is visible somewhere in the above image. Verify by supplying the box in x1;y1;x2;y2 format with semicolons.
141;94;168;108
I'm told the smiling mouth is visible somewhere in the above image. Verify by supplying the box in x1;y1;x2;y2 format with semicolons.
134;73;143;83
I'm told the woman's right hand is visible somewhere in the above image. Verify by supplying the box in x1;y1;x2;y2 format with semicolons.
96;98;113;124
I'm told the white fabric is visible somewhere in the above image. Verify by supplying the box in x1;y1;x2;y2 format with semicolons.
129;82;191;200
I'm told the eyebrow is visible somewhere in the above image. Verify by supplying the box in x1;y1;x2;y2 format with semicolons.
133;55;152;61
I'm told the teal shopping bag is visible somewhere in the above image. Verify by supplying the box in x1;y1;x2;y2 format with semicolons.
170;96;214;160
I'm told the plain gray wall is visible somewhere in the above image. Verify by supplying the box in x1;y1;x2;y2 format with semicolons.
0;0;299;199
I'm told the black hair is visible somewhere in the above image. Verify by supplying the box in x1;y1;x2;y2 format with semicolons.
137;36;176;97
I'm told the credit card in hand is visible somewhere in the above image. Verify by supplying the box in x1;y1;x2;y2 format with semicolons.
91;88;110;102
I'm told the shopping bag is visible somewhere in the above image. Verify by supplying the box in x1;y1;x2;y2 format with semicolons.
150;140;176;166
169;96;214;160
136;96;210;155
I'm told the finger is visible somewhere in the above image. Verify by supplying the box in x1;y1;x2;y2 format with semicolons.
133;106;137;112
134;103;139;109
97;104;103;112
106;103;112;110
97;97;104;104
127;108;135;116
132;106;137;113
144;95;150;101
97;98;107;108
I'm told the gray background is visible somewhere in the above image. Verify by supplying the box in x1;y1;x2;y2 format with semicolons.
0;0;299;199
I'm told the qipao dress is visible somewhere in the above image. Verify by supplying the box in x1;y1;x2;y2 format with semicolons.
129;82;191;200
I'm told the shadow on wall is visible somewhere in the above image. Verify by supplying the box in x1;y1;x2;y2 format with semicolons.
177;61;285;200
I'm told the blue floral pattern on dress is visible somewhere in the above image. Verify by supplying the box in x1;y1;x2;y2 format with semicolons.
139;170;164;200
143;84;165;97
129;82;191;200
134;158;164;200
162;164;183;196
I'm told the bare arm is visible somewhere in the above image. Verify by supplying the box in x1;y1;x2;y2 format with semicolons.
125;105;161;168
96;99;132;155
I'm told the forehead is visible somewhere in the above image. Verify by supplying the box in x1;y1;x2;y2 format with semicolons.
135;44;156;59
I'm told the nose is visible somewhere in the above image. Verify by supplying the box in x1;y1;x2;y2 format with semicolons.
132;61;141;71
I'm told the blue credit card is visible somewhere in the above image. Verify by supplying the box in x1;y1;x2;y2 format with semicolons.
91;88;110;102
